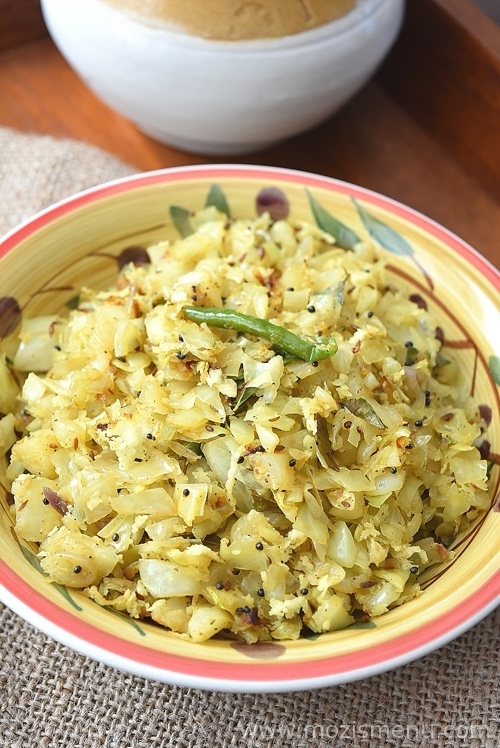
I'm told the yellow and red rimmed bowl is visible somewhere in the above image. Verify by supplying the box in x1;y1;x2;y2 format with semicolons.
0;164;499;693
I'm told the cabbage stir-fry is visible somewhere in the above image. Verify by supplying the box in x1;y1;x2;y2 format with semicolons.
2;204;491;642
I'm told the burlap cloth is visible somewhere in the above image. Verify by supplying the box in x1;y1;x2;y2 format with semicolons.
0;126;498;748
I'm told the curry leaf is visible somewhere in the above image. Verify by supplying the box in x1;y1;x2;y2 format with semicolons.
169;205;193;238
316;415;339;469
311;282;345;307
205;184;230;217
404;344;419;365
341;398;386;429
105;606;146;636
185;441;203;456
353;198;414;257
435;352;451;368
233;386;258;414
66;294;80;310
306;190;360;249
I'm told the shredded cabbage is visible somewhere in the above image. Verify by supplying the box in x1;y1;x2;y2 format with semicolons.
5;205;491;642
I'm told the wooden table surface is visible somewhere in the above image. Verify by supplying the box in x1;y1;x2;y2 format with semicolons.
1;0;499;269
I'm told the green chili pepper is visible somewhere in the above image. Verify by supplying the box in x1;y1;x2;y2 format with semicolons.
183;306;337;363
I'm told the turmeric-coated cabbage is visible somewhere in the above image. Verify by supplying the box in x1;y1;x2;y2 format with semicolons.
5;206;491;642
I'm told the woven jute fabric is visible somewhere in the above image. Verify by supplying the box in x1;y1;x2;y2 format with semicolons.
0;126;499;748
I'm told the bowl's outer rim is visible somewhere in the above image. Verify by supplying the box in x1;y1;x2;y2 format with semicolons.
1;162;499;693
1;569;499;693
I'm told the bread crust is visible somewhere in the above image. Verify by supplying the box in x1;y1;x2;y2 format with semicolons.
101;0;357;40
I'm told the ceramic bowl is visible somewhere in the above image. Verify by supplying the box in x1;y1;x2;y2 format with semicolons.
0;164;499;693
40;0;405;155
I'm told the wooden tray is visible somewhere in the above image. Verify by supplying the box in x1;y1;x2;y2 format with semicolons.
1;0;499;267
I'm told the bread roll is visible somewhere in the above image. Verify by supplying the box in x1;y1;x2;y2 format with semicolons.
101;0;357;40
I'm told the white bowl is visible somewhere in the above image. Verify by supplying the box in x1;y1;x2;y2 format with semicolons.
40;0;405;155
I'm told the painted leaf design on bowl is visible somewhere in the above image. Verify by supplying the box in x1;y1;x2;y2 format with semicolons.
170;184;231;239
353;198;434;291
117;245;151;270
170;204;193;238
256;187;289;221
106;606;146;637
230;641;286;659
347;620;377;630
0;296;22;338
479;404;492;427
353;198;414;257
205;183;231;217
489;355;500;385
408;293;428;310
306;189;359;249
